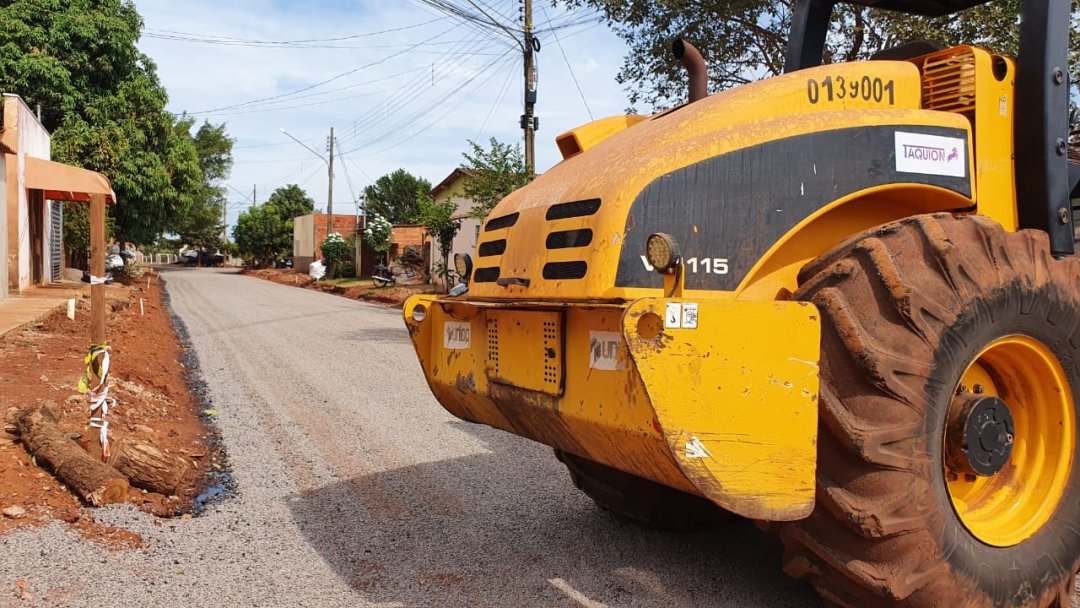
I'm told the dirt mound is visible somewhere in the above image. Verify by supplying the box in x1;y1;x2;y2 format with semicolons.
0;273;219;547
244;267;435;308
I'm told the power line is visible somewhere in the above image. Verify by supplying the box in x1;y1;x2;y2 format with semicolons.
343;50;515;152
142;17;446;46
540;1;592;121
333;33;498;147
187;21;468;115
474;59;517;141
352;50;518;157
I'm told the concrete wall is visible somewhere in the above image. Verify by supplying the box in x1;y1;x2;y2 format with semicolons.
0;152;6;302
4;95;52;293
293;214;314;258
292;214;314;273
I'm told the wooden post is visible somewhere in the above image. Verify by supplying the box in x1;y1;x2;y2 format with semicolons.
89;193;105;345
87;193;107;462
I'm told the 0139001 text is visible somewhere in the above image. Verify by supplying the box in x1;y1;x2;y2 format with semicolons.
807;75;895;105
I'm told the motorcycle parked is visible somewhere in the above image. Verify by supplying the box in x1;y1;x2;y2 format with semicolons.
372;262;395;288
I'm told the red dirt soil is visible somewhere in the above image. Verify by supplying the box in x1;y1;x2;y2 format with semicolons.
243;267;435;306
0;271;217;548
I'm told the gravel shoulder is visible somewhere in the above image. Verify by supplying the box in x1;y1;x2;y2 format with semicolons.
1;267;819;608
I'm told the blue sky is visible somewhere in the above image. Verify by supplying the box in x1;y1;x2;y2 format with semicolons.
133;0;633;232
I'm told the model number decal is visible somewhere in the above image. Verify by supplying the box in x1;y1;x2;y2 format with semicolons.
807;76;895;105
686;257;728;274
640;256;728;274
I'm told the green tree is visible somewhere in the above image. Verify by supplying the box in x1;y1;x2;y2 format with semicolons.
561;0;1080;112
193;121;234;183
233;203;290;268
267;184;315;223
230;185;313;267
363;169;431;225
179;195;225;257
0;0;205;246
460;138;533;221
418;187;461;291
175;117;234;257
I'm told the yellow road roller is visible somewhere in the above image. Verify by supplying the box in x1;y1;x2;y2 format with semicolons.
404;0;1080;604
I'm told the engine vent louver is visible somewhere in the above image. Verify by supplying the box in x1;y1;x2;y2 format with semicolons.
485;213;519;231
478;240;507;257
545;199;601;220
543;261;588;280
545;229;593;249
474;200;600;288
920;49;976;116
474;267;501;283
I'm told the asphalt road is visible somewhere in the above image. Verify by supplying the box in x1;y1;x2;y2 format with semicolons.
1;268;820;608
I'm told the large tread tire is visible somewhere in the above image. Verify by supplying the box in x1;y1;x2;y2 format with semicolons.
555;449;725;532
779;213;1080;608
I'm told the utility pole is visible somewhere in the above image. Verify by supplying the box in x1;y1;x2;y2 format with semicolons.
327;127;335;237
521;0;536;171
253;184;257;206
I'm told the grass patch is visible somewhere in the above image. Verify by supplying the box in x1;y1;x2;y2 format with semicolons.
323;277;369;287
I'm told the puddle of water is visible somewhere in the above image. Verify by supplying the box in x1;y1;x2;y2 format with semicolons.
192;471;233;514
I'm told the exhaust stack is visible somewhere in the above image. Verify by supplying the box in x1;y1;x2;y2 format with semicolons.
673;39;707;102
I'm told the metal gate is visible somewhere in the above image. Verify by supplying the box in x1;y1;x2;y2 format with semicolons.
50;200;62;281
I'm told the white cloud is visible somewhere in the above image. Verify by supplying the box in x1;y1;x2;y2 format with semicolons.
134;0;632;230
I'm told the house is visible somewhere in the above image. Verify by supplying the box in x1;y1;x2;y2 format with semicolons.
1;94;114;301
428;167;481;272
292;213;362;273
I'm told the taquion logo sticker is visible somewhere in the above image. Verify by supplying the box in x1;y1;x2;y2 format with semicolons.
894;131;967;178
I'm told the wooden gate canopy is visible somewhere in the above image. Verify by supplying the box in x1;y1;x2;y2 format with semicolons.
20;155;115;204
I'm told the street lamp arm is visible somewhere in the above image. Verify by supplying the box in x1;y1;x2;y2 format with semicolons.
278;127;329;165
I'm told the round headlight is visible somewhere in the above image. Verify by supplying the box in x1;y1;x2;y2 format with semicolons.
412;304;428;322
454;253;473;282
646;233;681;274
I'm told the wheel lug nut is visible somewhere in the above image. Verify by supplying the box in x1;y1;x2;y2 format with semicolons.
965;474;977;483
946;470;959;482
957;383;969;394
973;384;984;394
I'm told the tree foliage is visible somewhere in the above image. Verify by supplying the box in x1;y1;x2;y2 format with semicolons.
363;169;431;225
459;138;533;221
233;203;290;268
175;117;234;254
561;0;1080;112
0;0;209;246
267;184;315;223
418;186;461;290
231;185;314;267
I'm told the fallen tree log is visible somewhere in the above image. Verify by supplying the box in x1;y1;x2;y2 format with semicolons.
14;401;128;506
107;435;188;495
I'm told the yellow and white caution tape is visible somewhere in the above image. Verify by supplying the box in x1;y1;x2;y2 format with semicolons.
78;343;116;460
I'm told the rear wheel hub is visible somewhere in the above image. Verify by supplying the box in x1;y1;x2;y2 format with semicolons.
945;335;1075;547
945;394;1014;477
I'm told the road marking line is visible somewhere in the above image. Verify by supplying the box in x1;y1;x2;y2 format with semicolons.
548;578;609;608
